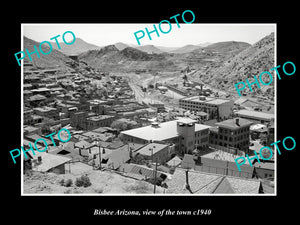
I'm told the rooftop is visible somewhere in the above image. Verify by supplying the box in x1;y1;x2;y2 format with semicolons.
33;106;57;112
87;115;114;121
182;96;231;105
31;87;51;92
167;168;261;194
166;156;182;167
253;161;275;170
30;151;71;173
121;119;211;141
216;117;253;129
28;94;47;101
201;150;250;164
176;117;197;124
23;126;40;134
236;109;274;121
137;143;169;156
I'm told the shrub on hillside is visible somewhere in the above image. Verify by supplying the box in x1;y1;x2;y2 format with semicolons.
75;175;92;188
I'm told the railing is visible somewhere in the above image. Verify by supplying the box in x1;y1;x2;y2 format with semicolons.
209;144;245;156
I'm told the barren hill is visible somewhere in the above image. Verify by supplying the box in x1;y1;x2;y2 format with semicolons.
170;44;200;54
136;45;164;54
51;37;101;55
78;45;174;72
192;32;275;96
114;42;129;50
23;36;75;69
24;169;165;194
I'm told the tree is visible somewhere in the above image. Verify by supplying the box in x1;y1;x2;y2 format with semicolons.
261;147;272;159
111;119;138;131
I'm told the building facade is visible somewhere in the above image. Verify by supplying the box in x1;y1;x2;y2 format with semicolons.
135;142;173;164
121;118;210;155
86;115;115;130
235;109;274;124
209;117;253;153
179;96;234;120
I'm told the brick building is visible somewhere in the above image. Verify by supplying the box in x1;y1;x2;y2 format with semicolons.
209;117;253;153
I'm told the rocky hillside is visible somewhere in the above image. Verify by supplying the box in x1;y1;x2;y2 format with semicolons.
114;42;129;50
23;36;75;69
192;32;275;96
78;45;175;72
23;170;164;194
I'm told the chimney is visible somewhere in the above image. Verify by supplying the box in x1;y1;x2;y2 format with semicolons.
236;118;240;126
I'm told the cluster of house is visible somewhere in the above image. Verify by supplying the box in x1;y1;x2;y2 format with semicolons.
23;62;275;194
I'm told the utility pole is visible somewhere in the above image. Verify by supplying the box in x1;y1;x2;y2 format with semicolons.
98;142;102;170
153;158;158;194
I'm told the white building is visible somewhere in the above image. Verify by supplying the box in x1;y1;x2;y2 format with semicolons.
179;96;234;120
121;118;211;155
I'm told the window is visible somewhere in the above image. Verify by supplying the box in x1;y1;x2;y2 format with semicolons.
201;137;208;143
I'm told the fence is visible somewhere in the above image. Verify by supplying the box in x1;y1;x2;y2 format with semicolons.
209;144;245;156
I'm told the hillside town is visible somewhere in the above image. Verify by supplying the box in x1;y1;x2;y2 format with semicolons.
22;30;275;195
23;57;275;195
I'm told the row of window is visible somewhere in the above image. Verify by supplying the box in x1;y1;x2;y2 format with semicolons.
181;105;217;111
180;100;218;108
219;127;249;135
217;133;249;142
194;130;209;137
87;121;111;128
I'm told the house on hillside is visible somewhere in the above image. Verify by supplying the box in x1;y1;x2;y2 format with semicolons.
27;151;71;174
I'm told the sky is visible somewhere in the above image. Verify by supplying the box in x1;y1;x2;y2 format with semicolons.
23;24;275;47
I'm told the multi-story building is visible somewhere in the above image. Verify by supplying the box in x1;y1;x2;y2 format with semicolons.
24;107;34;125
121;118;210;155
70;111;87;130
135;142;174;164
86;115;116;130
209;117;253;153
179;95;234;120
235;109;274;124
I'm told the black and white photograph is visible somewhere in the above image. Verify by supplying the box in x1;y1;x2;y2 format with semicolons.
21;23;276;195
3;4;298;222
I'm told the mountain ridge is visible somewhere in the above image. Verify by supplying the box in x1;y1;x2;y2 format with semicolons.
51;37;102;55
23;36;74;69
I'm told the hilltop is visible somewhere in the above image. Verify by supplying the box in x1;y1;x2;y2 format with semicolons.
136;45;164;54
23;36;75;69
78;45;174;72
170;44;202;54
51;37;101;55
114;42;129;50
